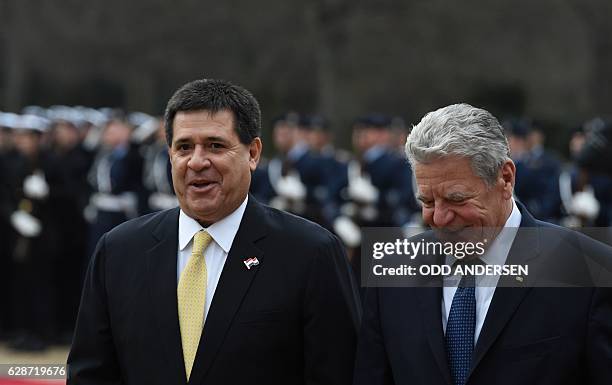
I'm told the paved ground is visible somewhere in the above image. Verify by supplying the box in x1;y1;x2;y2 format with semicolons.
0;344;68;384
0;344;68;365
0;380;64;385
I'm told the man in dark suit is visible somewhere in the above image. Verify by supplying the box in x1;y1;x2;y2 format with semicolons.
68;79;361;385
353;103;612;385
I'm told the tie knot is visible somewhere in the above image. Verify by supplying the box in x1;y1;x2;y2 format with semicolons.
192;230;212;256
454;258;484;288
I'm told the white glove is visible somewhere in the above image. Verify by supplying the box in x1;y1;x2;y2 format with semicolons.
333;216;361;247
10;210;42;237
570;188;600;220
83;126;102;150
348;176;379;204
276;174;306;200
23;171;49;199
149;192;178;210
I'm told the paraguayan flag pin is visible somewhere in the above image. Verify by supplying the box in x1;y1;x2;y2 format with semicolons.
243;257;260;270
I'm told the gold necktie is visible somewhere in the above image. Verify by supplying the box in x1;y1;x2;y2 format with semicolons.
178;230;212;380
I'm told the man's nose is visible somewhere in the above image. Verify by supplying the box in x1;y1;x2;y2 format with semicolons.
431;204;455;228
187;145;211;171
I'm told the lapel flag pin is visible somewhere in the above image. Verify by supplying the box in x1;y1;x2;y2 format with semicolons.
243;257;260;270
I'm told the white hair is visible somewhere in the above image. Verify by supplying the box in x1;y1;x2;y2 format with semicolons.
405;103;510;186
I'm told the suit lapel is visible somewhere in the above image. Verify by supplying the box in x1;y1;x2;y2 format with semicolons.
412;234;452;385
147;208;187;384
189;197;267;384
470;203;540;374
417;286;452;385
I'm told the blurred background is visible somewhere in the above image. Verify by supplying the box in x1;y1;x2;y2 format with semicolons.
1;0;612;380
2;0;612;146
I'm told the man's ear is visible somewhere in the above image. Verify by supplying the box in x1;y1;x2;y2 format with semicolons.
249;137;262;172
500;159;516;199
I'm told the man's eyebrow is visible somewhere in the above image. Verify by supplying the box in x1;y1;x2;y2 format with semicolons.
446;192;471;200
172;138;191;146
206;136;228;143
416;194;431;202
173;136;229;145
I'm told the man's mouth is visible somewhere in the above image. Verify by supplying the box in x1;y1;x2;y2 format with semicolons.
188;180;218;192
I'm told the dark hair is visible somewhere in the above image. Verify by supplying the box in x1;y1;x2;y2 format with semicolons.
164;79;261;146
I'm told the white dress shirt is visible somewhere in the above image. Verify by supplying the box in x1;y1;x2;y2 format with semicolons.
177;196;248;322
442;199;522;344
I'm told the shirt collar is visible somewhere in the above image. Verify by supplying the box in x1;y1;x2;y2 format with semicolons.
178;195;249;253
446;198;522;266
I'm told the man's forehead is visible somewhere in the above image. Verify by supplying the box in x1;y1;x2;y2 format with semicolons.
175;108;234;122
171;110;240;145
173;109;236;134
414;160;481;197
416;155;479;175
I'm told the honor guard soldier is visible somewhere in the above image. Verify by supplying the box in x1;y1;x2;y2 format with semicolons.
45;119;93;338
333;114;419;255
136;117;178;213
303;114;352;230
293;114;342;227
504;118;563;223
560;119;612;227
4;115;56;351
85;119;143;256
250;112;309;216
340;115;418;225
525;122;563;222
250;112;299;207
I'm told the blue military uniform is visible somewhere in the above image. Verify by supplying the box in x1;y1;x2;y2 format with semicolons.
339;145;418;228
251;141;326;222
140;140;177;214
518;145;563;223
505;118;563;223
337;115;419;230
251;113;332;227
86;141;143;257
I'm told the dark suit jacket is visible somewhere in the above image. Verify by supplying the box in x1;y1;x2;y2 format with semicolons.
68;196;361;385
353;203;612;385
